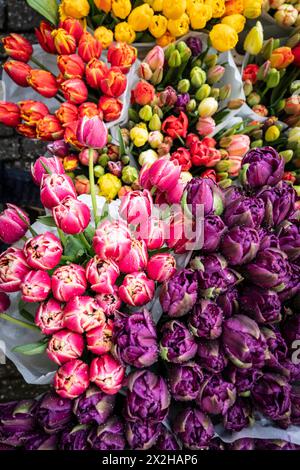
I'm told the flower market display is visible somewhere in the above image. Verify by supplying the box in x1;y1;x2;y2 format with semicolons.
0;0;300;454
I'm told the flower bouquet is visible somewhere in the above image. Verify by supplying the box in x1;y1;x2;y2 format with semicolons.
263;0;300;30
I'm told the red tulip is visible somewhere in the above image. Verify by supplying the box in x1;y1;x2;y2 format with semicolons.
61;78;88;105
27;70;59;98
59;18;84;44
36;114;64;141
55;102;78;126
19;100;49;126
2;33;33;62
57;54;85;79
98;96;123;122
0;101;20;127
78;32;102;63
107;42;137;74
35;20;56;53
85;58;108;89
100;67;127;98
3;60;32;87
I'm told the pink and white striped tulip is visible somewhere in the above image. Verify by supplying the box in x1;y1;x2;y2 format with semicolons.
40;173;76;209
52;196;90;234
76;115;108;149
64;295;106;333
31;156;65;186
24;231;63;270
0;247;30;293
118;271;155;307
54;359;89;399
119;189;153;225
0;204;30;244
147;253;176;282
51;263;87;302
148;158;181;192
118;239;148;274
47;329;85;366
85;256;120;294
96;286;122;317
93;220;132;262
86;320;114;355
89;354;125;395
35;298;64;335
136;217;165;251
21;269;51;302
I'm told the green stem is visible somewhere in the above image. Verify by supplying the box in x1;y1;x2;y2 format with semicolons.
30;56;50;71
78;233;92;254
89;148;99;227
0;313;40;332
57;228;67;247
15;211;38;237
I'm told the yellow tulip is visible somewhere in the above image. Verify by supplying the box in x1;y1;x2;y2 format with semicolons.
221;13;246;32
243;21;263;55
128;4;154;32
112;0;131;19
186;0;203;15
204;0;225;18
209;23;238;52
114;22;136;43
130;126;149;147
98;174;122;200
243;0;262;18
59;0;90;19
94;0;112;13
224;0;244;15
143;0;163;10
94;26;114;48
188;4;212;29
156;31;176;46
167;13;190;37
149;14;168;37
163;0;186;19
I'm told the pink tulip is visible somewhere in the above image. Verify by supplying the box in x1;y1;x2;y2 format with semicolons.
24;231;63;270
78;148;98;166
227;134;251;157
93;220;132;262
64;295;106;333
96;286;122;317
119;189;153;225
165;211;191;254
40;173;76;209
0;203;29;244
196;117;216;137
0;292;10;311
52;196;90;234
54;359;89;399
118;239;148;274
86;256;119;294
35;298;64;335
76;115;108;149
21;269;51;302
136;217;165;251
147;253;176;282
31;156;65;185
0;247;30;292
89;354;125;395
119;271;155;306
166;181;184;204
144;46;165;71
228;155;243;177
138;164;152;190
51;263;87;302
47;329;84;366
148;158;181;192
86;320;114;355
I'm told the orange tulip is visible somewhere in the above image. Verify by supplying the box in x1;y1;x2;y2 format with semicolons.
78;32;102;63
0;101;21;127
36;114;64;141
63;154;80;172
2;33;33;62
74;175;91;195
78;102;100;118
19;100;49;126
59;18;84;44
27;70;59;98
3;60;32;87
64;121;84;150
98;96;123;122
270;47;294;70
55;102;79;126
57;54;85;79
51;28;77;55
17;123;37;138
35;20;56;54
61;78;88;104
85;58;108;89
100;67;127;98
107;42;137;74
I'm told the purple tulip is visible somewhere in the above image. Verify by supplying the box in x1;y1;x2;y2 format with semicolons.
113;310;158;368
258;228;279;250
175;93;190;112
173;408;214;450
197;374;236;415
239;285;282;324
160;269;198;318
126;421;160;450
25;433;59;450
216;287;239;319
160;320;197;363
290;385;300;425
245;248;291;292
226;365;262;396
222;314;268;369
220;226;260;266
197;340;228;374
36;392;73;434
88;417;126;450
60;424;90;450
278;262;300;302
262;327;288;375
0;400;37;435
188;299;223;340
208;438;226;450
255;440;296;450
183;177;224;217
124;370;170;423
223;397;254;432
230;438;255;450
223;186;243;207
282;313;300;347
186;36;203;56
155;427;180;450
257;182;296;227
224;196;265;228
193;254;242;299
202;215;227;252
278;220;300;262
240;146;284;189
73;385;115;425
252;373;291;422
167;362;204;401
47;139;69;157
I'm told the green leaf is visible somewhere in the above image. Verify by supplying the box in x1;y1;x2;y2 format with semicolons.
84;225;96;243
64;236;85;260
12;341;47;356
38;215;56;227
117;127;126;157
19;309;35;324
26;0;58;25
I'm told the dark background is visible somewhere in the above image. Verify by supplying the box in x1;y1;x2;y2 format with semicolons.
0;0;50;401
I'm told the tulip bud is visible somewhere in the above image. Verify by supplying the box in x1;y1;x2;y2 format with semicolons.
286;32;300;48
151;67;163;85
139;105;153;122
219;84;232;100
152;105;163;119
243;79;253;97
139;149;158;166
2;33;33;62
207;65;225;85
266;68;280;89
204;54;218;68
274;4;298;26
261;38;280;60
285;95;300;115
195;84;211;101
0;101;21;127
191;68;206;88
168;50;181;68
138;62;153;80
280;150;294;163
210;88;220;100
177;79;190;93
265;125;280;142
247;92;261;107
0;204;29;244
186;99;197;112
149;114;161;131
198;97;218;118
77;115;108;149
35;20;56;53
122;166;139;184
60;18;84;43
251;139;264;148
164;43;176;61
243;21;264;55
3;60;32;87
145;45;165;70
27;70;58;98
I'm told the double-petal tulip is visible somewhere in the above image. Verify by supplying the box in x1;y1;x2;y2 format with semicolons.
3;60;32;87
47;330;84;366
52;196;90;235
40;173;76;209
0;247;30;293
89;354;125;395
2;33;33;62
0;203;29;244
52;264;87;302
86;256;120;294
64;295;106;333
54;359;90;399
35;298;64;335
119;271;155;306
24;232;63;270
21;269;51;303
27;70;59;98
